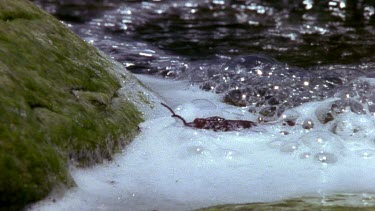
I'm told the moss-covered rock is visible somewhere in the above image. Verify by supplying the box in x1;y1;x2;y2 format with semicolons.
0;0;143;209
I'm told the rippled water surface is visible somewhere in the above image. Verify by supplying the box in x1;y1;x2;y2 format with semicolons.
34;0;374;64
34;0;375;119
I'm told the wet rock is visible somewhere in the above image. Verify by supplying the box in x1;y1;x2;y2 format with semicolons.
0;0;145;208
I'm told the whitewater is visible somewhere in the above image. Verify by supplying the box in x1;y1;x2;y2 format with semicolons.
29;74;375;211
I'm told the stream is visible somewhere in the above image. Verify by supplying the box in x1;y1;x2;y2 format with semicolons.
30;0;375;210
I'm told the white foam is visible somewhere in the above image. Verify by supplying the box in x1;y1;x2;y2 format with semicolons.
31;76;375;211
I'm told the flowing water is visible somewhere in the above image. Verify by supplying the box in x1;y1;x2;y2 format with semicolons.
30;0;375;210
33;0;375;118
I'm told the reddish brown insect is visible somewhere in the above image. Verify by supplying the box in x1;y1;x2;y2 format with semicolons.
161;103;257;131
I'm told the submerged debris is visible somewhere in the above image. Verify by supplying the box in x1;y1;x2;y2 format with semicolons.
161;103;257;131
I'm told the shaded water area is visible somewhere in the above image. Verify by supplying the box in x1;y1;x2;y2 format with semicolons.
33;0;375;66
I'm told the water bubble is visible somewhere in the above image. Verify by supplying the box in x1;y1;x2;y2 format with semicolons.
280;131;289;135
283;120;296;127
224;90;247;107
224;55;277;70
280;142;300;153
315;102;335;124
368;104;375;113
330;99;366;115
331;100;348;114
186;146;206;155
200;81;217;91
259;106;277;117
302;118;314;129
191;99;217;110
332;112;375;139
248;107;257;113
356;149;375;159
314;152;337;164
268;96;280;105
300;131;344;152
281;109;299;122
267;140;283;149
299;152;312;159
223;150;238;160
349;100;365;114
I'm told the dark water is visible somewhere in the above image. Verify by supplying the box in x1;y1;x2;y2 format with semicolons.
32;0;375;65
33;0;375;120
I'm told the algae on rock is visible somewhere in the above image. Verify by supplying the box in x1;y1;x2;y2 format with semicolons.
0;0;143;208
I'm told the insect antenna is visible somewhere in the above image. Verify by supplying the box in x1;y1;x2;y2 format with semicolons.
160;103;189;126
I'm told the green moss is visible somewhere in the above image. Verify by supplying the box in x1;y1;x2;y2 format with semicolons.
0;0;143;208
0;0;41;21
137;91;152;106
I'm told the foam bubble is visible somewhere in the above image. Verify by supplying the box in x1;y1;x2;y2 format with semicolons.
191;99;217;110
186;145;207;155
356;149;375;159
332;112;375;140
299;152;312;159
280;141;300;153
300;131;344;153
267;140;283;149
314;152;337;164
301;118;314;130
